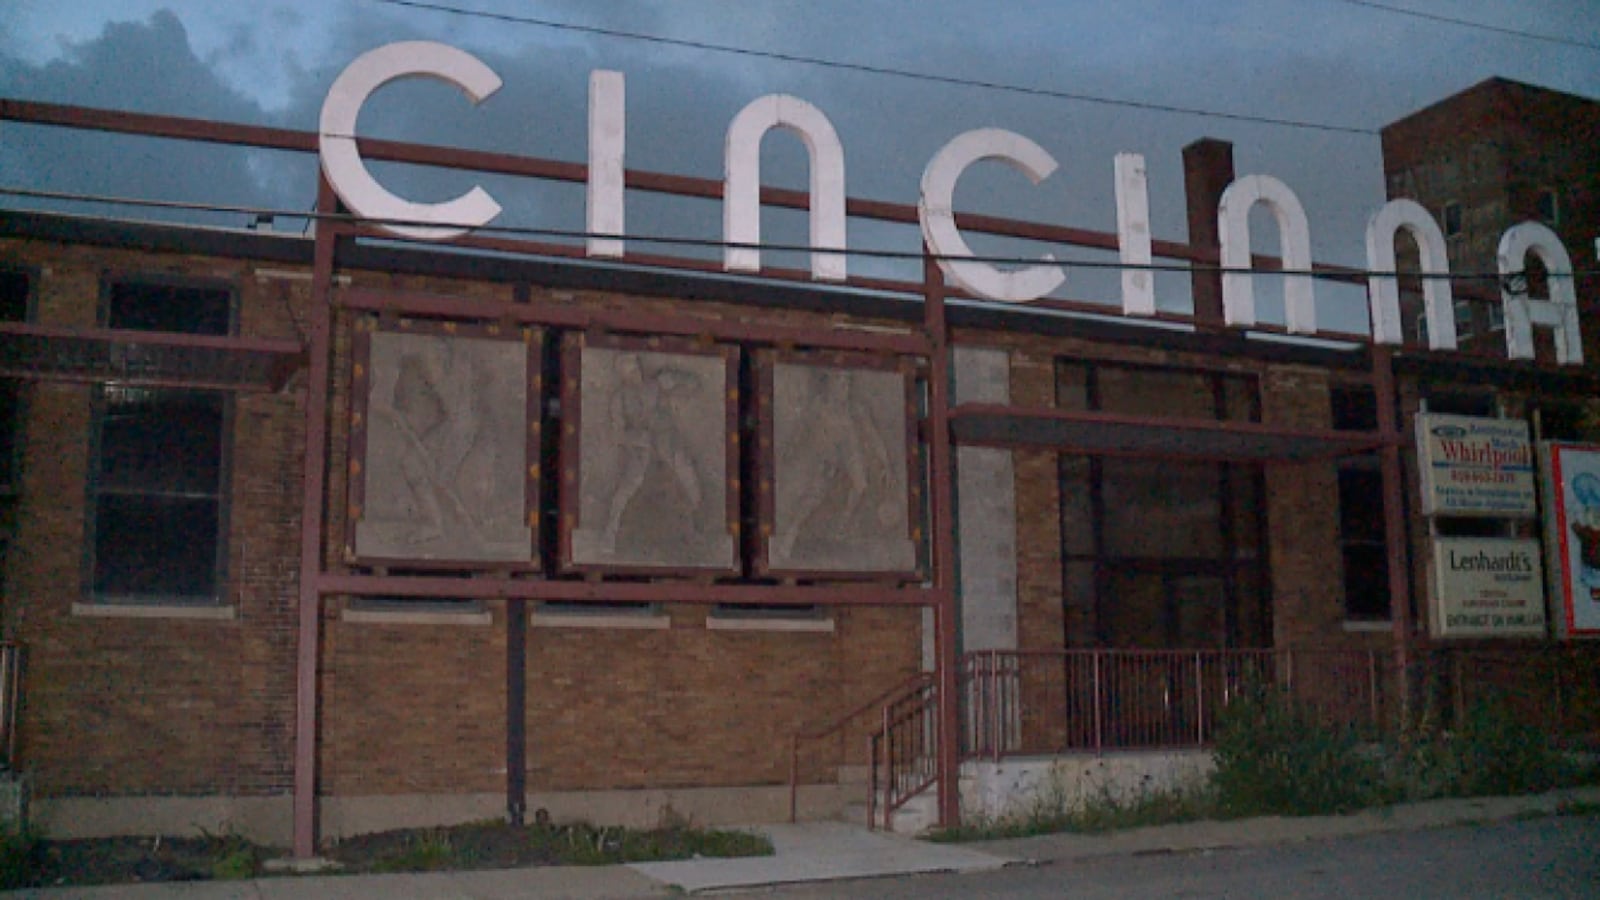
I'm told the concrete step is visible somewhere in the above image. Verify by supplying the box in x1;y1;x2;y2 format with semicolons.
838;787;938;835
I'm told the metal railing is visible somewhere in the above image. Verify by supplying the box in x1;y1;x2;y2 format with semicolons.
961;647;1389;759
869;674;939;831
787;671;932;824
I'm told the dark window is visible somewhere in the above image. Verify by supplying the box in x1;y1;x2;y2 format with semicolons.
0;270;30;323
1535;188;1559;226
105;280;232;335
0;269;30;576
1424;390;1496;417
1337;464;1390;621
1054;361;1268;649
87;278;233;603
1442;202;1462;238
1330;386;1378;432
89;387;226;600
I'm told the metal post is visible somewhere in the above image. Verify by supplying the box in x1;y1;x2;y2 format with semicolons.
1372;346;1413;726
1195;652;1205;746
292;176;338;859
1092;651;1104;753
922;253;961;830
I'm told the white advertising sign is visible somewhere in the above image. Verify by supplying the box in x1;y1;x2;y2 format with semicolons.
1415;414;1536;517
1540;442;1600;639
1429;537;1546;639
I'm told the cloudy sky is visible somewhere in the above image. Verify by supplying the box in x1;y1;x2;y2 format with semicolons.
2;1;1597;329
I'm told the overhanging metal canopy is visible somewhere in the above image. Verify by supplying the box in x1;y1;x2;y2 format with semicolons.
949;403;1390;463
0;322;304;392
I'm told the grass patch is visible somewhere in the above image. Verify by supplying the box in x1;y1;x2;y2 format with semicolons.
329;819;773;873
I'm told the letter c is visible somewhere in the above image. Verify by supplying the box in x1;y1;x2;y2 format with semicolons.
319;41;503;241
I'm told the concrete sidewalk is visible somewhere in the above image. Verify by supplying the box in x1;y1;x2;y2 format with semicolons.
9;786;1598;898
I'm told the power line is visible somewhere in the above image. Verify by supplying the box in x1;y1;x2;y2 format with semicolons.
5;186;1589;282
363;0;1379;137
1326;0;1600;52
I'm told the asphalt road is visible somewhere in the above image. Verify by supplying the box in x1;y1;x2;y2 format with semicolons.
752;815;1600;899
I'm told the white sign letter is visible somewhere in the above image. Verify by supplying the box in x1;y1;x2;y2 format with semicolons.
319;41;502;241
1499;222;1583;365
587;70;626;259
1218;175;1316;333
1115;153;1155;317
1365;199;1455;349
724;95;847;281
920;129;1064;303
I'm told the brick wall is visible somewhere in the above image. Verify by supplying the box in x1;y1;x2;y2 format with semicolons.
2;241;305;798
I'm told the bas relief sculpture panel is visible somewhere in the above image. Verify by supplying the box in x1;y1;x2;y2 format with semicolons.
767;363;917;574
354;330;533;562
567;345;736;570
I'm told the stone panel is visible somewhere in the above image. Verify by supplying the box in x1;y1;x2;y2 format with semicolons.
354;329;532;563
765;363;916;574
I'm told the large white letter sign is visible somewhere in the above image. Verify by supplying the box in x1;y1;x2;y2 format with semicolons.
724;95;847;281
1218;175;1316;333
920;129;1064;303
587;70;626;259
320;42;502;241
1365;199;1455;349
1499;222;1583;365
1114;153;1155;317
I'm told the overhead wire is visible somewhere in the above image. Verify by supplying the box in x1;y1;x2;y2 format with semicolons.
363;0;1379;137
1324;0;1600;52
3;186;1590;283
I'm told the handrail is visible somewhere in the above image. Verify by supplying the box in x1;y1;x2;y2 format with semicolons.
788;671;934;823
874;676;939;830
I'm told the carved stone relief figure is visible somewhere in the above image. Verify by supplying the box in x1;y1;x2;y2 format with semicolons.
569;346;735;569
355;330;531;562
769;363;917;573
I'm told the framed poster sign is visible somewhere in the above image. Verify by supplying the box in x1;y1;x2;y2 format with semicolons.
1540;442;1600;638
1415;413;1536;517
1428;537;1545;639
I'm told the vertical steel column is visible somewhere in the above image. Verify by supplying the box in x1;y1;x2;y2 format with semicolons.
292;177;338;859
1182;138;1236;329
1372;346;1413;724
922;254;961;829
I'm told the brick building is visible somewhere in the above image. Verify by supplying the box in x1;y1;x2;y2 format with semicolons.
1;67;1597;856
1381;77;1600;359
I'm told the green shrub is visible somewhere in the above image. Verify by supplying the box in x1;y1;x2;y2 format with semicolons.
1449;697;1570;797
1211;688;1381;817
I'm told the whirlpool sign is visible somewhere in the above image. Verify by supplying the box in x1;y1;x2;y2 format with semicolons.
1415;413;1537;517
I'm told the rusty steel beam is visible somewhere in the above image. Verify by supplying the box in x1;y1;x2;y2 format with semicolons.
338;288;931;355
921;255;962;830
292;177;341;860
1373;345;1414;723
314;572;934;607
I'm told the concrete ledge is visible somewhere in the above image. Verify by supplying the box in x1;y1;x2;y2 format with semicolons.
529;611;671;630
324;784;860;837
975;785;1600;864
33;794;292;845
31;783;864;845
341;607;494;626
961;751;1215;823
705;614;836;633
70;602;237;621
